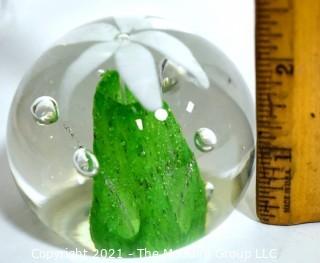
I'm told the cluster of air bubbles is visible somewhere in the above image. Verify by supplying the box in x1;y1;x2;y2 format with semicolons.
30;96;99;178
159;60;218;153
194;128;217;152
30;95;217;180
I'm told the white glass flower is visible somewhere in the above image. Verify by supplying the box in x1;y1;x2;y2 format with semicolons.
60;17;210;111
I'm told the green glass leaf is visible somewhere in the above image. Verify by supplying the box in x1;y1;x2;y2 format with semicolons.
90;70;207;256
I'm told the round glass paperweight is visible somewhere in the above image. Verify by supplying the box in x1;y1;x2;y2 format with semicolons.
6;17;255;256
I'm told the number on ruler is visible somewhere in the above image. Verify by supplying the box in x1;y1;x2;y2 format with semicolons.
275;63;294;75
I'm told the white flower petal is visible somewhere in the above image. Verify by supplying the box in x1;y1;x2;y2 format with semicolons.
132;31;210;89
114;17;152;33
60;42;119;112
59;23;119;45
115;43;162;111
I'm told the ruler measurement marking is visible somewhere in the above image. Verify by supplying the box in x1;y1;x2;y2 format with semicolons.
256;0;294;223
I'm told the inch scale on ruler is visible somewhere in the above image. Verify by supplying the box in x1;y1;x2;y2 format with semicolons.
256;0;320;225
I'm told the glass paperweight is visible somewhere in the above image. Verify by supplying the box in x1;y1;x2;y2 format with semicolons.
6;17;255;256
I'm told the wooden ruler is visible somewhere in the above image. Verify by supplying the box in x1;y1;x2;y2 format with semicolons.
256;0;320;224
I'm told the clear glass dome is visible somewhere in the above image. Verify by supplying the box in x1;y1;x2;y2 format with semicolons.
6;17;254;256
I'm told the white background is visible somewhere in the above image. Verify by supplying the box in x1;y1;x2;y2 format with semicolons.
0;0;319;262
